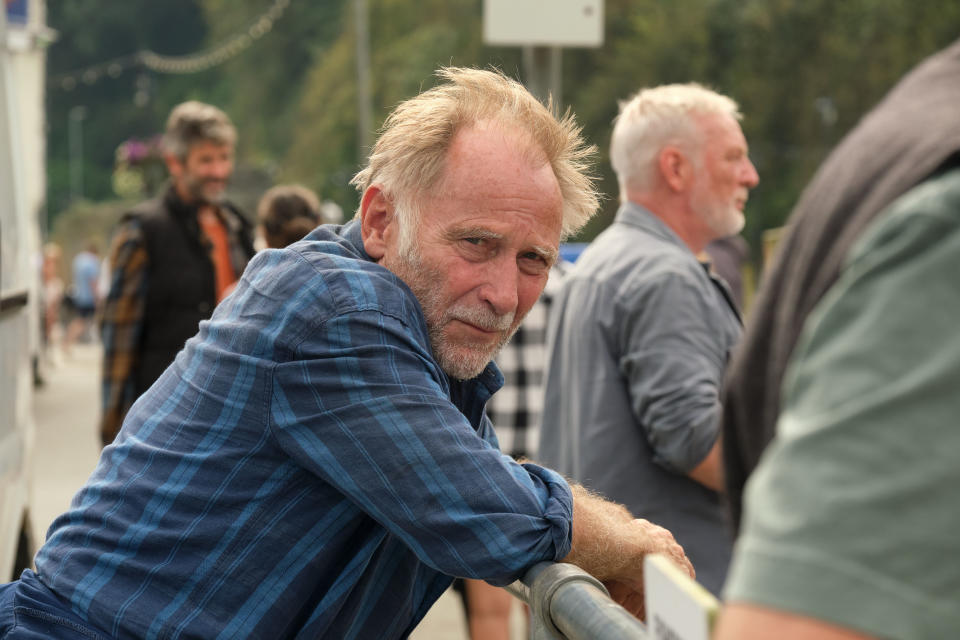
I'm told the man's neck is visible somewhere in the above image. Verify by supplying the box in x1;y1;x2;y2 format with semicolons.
628;195;710;254
172;181;195;206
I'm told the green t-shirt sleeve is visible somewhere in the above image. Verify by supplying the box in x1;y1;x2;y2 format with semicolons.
724;169;960;639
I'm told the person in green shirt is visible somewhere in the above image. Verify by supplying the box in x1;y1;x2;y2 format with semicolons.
717;37;960;640
720;166;960;640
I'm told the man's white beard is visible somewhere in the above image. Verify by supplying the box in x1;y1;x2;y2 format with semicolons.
692;187;745;240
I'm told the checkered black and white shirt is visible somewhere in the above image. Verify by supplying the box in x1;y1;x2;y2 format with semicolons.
487;260;569;459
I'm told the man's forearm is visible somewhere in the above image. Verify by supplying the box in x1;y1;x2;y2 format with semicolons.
687;438;724;492
561;484;693;584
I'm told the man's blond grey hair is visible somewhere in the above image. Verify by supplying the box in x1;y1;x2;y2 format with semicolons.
610;83;742;201
163;101;237;161
351;67;598;248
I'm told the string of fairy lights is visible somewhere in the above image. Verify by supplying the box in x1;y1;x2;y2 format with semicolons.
49;0;291;91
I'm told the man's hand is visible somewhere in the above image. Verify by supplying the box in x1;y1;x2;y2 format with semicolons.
605;579;647;619
631;518;693;578
602;519;694;619
560;485;694;619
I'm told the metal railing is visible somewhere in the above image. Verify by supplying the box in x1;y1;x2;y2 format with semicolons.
505;562;647;640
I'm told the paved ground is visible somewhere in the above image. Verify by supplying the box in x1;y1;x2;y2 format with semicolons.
30;341;527;639
31;343;103;543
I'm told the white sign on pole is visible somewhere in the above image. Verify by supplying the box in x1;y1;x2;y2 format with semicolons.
483;0;603;48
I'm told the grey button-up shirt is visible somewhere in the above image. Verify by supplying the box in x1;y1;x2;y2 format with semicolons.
538;202;741;595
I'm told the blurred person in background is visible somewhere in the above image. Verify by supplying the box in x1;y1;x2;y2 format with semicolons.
0;67;694;640
539;83;759;596
99;101;255;447
63;240;100;351
40;242;65;359
717;38;960;640
256;183;324;249
704;233;748;310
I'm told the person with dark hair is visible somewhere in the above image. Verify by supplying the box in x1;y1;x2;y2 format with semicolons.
98;101;255;446
717;38;960;639
257;184;323;249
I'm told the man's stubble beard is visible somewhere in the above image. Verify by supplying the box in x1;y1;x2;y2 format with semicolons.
183;175;228;206
386;245;519;380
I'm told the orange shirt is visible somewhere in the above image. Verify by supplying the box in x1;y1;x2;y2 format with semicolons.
198;206;237;302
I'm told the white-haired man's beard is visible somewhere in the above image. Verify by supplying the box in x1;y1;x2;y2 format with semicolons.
691;183;745;240
386;245;518;380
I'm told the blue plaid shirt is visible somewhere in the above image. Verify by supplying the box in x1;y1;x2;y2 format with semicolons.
35;221;574;639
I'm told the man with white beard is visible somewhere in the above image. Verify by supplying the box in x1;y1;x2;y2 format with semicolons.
539;83;759;596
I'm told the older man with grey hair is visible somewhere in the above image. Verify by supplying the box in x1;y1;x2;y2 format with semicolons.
539;83;759;595
0;69;693;639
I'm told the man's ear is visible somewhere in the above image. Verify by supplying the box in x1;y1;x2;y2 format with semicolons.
359;186;394;261
658;146;692;193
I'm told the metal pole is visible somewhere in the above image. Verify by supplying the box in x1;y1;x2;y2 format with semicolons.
68;105;86;203
354;0;373;159
548;46;562;108
522;45;563;108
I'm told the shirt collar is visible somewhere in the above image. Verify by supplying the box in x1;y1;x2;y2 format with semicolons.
475;362;504;397
448;362;504;431
301;219;372;263
164;183;200;221
615;201;691;254
340;219;367;257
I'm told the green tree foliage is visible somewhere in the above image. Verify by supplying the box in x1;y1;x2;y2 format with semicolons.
198;0;346;166
283;0;522;212
46;0;960;259
560;0;960;248
46;0;210;216
724;0;960;250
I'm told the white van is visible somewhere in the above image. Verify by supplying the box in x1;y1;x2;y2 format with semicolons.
0;0;50;581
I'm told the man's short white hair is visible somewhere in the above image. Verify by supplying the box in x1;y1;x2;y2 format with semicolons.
351;67;599;252
610;83;742;200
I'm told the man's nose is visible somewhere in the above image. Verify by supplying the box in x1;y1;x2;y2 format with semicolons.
210;159;232;179
479;258;519;316
742;159;759;188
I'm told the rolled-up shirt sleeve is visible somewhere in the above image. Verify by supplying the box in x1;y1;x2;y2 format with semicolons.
268;306;573;584
619;270;729;474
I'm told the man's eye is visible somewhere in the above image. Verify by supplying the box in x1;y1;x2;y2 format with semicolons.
520;253;549;272
462;237;484;246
